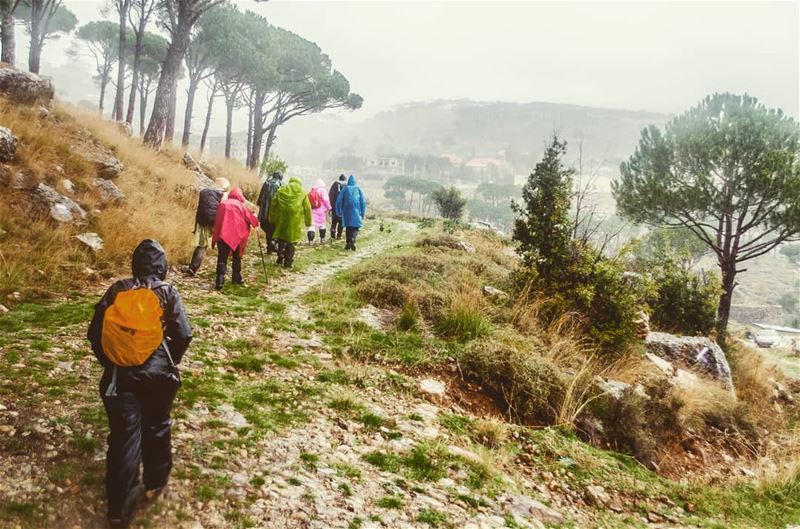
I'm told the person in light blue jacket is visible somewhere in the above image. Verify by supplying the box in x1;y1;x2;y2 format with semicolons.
334;175;367;251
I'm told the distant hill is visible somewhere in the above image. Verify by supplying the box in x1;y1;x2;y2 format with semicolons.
276;99;671;173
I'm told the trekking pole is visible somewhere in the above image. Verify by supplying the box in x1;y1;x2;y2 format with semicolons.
255;229;269;285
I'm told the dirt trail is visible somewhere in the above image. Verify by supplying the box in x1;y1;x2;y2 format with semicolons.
276;220;417;301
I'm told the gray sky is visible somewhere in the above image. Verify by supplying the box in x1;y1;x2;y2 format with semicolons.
50;0;800;126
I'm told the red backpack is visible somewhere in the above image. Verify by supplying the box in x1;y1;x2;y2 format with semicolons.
308;188;323;209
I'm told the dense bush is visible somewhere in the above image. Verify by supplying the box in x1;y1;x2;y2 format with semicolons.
462;336;566;424
514;243;647;353
589;380;683;468
645;260;721;335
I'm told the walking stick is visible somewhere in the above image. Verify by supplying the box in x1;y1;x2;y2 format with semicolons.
255;228;269;285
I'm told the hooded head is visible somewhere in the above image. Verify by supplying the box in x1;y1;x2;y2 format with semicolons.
228;187;244;202
347;175;357;186
314;178;326;190
338;174;346;182
132;239;167;281
272;171;284;181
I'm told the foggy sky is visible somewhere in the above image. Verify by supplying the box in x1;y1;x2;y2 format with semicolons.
49;0;800;132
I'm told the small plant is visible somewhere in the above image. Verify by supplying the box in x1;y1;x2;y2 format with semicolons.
436;293;491;340
376;495;405;509
439;413;473;435
300;452;319;468
471;418;508;449
339;482;354;497
397;301;421;331
417;508;448;527
359;411;385;430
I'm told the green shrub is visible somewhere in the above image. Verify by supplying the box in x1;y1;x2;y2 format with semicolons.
515;245;647;353
462;337;565;424
642;258;721;335
354;278;409;308
589;380;683;468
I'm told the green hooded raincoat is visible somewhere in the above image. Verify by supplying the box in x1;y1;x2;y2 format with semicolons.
268;177;312;244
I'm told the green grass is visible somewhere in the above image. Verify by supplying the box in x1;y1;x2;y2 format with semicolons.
300;452;320;468
439;413;473;435
376;495;405;509
417;508;449;527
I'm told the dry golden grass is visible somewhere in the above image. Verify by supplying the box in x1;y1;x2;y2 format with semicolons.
753;426;800;489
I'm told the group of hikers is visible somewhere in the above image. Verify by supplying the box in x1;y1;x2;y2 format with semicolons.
186;172;367;289
87;172;366;527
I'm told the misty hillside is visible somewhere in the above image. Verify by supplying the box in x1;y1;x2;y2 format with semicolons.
276;99;670;171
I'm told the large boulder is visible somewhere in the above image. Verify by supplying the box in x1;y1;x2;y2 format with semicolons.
0;66;55;106
0;127;18;162
182;152;215;190
91;178;125;204
645;332;733;390
32;183;87;223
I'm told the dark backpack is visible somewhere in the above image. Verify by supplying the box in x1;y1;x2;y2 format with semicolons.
196;188;223;227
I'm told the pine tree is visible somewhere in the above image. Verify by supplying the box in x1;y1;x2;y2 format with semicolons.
512;137;574;282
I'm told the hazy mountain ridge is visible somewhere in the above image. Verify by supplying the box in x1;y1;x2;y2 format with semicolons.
277;99;671;171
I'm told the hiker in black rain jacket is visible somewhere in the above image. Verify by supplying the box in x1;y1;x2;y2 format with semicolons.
87;239;192;527
328;174;346;240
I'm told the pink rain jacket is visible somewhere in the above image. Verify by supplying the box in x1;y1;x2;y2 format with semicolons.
310;179;331;228
211;187;258;256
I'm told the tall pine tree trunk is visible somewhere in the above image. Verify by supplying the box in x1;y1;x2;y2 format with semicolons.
143;17;191;148
181;75;199;148
113;1;129;121
164;87;177;144
224;93;234;159
1;9;15;65
247;92;265;170
716;258;737;344
199;87;215;156
99;76;108;114
125;29;144;125
27;1;41;74
246;98;253;166
139;87;148;135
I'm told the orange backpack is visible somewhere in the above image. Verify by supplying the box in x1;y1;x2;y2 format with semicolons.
101;285;165;367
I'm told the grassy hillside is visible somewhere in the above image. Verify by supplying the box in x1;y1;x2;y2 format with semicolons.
0;99;256;301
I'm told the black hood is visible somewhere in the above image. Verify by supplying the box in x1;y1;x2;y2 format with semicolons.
132;239;168;281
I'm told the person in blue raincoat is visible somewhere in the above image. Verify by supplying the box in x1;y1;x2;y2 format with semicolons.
334;175;367;251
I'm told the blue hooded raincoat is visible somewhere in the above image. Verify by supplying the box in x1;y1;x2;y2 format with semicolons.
335;175;367;228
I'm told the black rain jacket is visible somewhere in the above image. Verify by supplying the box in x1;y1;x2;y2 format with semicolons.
87;239;192;394
329;181;344;214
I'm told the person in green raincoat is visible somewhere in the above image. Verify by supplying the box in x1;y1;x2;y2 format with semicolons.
268;177;312;268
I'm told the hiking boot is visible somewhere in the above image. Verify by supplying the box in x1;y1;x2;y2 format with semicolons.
144;483;168;502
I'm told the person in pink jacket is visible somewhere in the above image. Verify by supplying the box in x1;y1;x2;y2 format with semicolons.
211;187;258;290
307;179;331;244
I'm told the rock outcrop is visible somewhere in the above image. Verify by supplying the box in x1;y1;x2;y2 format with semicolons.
80;148;124;180
31;183;87;223
645;332;733;390
182;152;216;190
75;232;103;252
91;178;125;204
0;127;18;162
0;67;55;106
